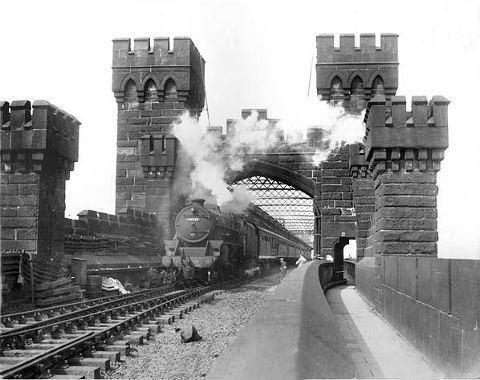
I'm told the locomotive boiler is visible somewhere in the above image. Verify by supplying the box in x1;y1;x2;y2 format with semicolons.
162;198;311;282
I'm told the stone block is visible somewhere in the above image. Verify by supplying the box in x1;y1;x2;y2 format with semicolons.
438;313;463;372
383;255;397;289
376;241;437;255
396;257;417;298
376;230;438;242
396;291;419;343
417;257;450;314
377;183;437;196
450;259;479;327
377;207;436;219
376;195;436;208
416;302;441;363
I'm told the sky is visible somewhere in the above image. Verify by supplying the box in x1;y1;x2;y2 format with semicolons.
0;0;479;258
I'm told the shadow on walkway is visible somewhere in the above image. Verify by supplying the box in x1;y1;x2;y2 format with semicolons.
325;285;444;379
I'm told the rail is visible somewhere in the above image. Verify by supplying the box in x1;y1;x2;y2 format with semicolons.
0;284;221;379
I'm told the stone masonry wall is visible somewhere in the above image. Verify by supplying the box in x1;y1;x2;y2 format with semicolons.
64;208;161;256
364;95;448;256
0;100;80;263
112;37;205;238
349;143;375;260
319;146;355;258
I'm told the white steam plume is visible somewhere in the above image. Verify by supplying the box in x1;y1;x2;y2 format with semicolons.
171;95;365;211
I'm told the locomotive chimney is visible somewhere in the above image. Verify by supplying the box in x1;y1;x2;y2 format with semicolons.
191;198;205;207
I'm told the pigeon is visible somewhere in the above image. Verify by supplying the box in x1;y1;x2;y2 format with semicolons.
175;325;202;343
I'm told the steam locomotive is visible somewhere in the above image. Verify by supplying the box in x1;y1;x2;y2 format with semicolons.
162;199;311;282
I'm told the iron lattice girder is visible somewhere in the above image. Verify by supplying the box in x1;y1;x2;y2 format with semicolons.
230;176;314;243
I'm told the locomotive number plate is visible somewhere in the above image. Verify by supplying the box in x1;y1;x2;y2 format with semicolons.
186;217;201;222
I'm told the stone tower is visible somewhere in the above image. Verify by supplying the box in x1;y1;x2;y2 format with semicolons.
0;100;80;261
316;34;398;111
112;37;205;238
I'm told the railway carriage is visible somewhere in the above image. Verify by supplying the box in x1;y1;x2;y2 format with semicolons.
163;199;311;282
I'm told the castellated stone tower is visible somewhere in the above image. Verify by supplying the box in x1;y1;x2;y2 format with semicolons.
0;100;80;260
112;37;205;238
316;34;398;111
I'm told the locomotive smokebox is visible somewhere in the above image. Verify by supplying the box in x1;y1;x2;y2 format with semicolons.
191;198;205;207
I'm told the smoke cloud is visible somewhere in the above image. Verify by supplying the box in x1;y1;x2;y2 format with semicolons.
171;95;365;211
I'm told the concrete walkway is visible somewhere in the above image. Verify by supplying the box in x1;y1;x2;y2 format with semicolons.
326;286;444;379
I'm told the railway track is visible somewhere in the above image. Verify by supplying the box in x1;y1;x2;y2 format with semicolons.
1;284;177;335
0;284;223;379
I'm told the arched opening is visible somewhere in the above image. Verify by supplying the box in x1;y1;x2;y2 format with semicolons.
164;78;177;100
350;76;364;108
372;75;385;95
229;176;314;247
144;79;158;102
330;76;344;104
124;79;138;108
333;237;355;282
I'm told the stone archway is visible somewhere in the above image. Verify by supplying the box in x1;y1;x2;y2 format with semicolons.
227;159;315;197
227;159;317;247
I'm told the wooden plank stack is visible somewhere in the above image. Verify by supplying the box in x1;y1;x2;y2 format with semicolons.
35;277;85;307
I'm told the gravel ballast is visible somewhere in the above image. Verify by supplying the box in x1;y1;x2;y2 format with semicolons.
108;271;287;379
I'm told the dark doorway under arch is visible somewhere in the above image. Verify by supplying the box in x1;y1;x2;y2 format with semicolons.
333;237;355;282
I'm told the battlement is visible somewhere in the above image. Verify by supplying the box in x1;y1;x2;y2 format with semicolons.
112;36;205;73
77;208;157;230
0;100;81;174
112;36;205;109
363;95;449;173
317;33;398;64
65;208;160;255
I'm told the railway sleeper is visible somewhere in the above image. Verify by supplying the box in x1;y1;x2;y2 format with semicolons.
140;322;161;334
89;350;121;365
158;315;175;324
169;308;184;319
122;331;147;345
68;356;110;371
0;356;25;365
3;348;47;357
100;342;130;356
52;364;100;379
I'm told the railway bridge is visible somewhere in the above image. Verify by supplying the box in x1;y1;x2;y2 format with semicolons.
0;33;479;378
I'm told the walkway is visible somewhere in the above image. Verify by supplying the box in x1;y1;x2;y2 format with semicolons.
326;285;444;379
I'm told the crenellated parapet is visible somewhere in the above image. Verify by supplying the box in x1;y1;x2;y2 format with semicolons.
362;94;449;257
64;208;161;256
0;100;80;178
364;95;449;179
348;143;369;178
0;100;80;265
112;37;205;112
316;33;398;109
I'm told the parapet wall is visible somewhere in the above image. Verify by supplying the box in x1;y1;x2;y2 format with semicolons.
112;37;205;78
64;208;162;256
316;33;399;106
112;36;205;110
208;261;355;380
0;100;80;264
356;256;480;377
1;100;80;173
364;95;449;176
317;33;398;64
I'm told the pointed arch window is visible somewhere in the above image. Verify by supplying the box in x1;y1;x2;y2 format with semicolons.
350;76;364;108
124;79;138;107
330;76;344;103
164;78;177;100
372;75;385;95
144;79;158;102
